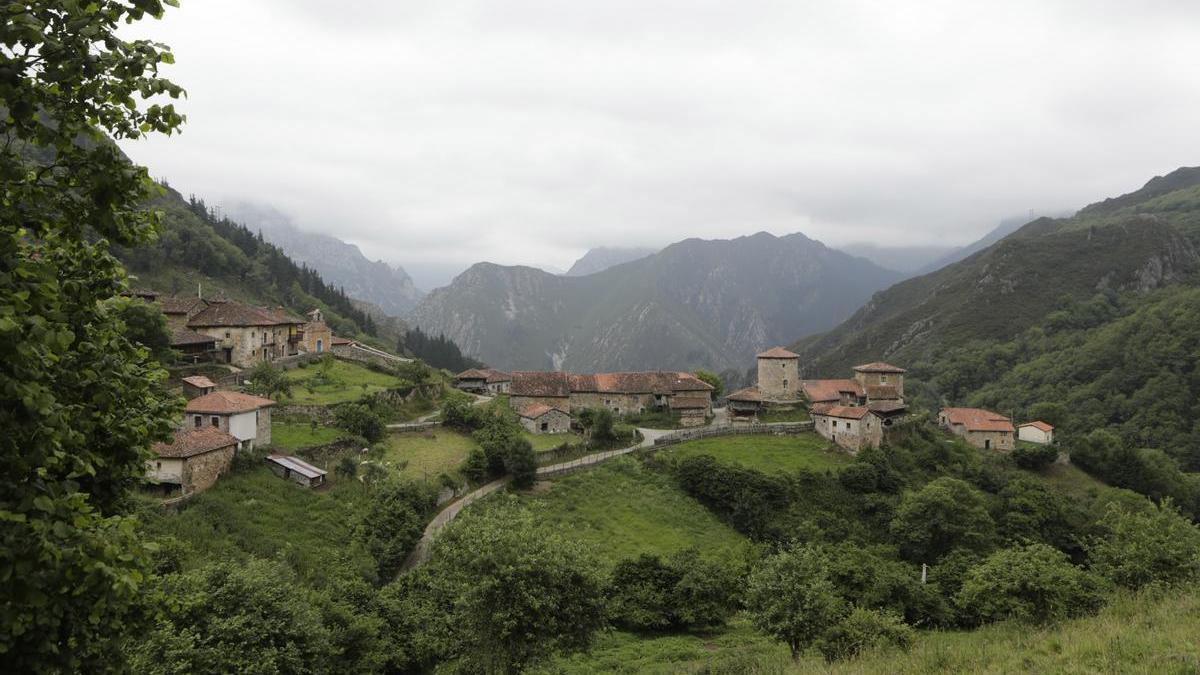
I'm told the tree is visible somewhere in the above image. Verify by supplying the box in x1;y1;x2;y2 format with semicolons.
415;498;607;673
890;477;997;563
577;407;616;442
130;560;335;674
1011;442;1058;470
246;359;293;399
355;479;437;580
694;369;724;399
745;544;848;659
1087;499;1200;590
504;437;537;489
116;297;174;362
606;549;741;633
334;402;386;443
815;607;914;662
955;543;1107;626
1;2;186;669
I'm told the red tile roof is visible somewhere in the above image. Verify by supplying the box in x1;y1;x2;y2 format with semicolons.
510;371;573;397
330;336;353;346
456;369;491;380
187;300;304;328
867;400;907;413
726;387;764;402
802;379;864;402
511;371;712;397
941;408;1014;433
158;295;206;315
457;368;512;383
853;362;907;374
757;346;800;359
1020;420;1055;432
153;427;239;459
170;328;217;347
181;375;217;389
186;391;276;414
812;405;872;420
518;403;569;419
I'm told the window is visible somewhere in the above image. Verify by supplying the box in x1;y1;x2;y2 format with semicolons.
783;378;789;389
211;416;219;428
832;420;838;428
880;375;888;384
224;331;230;338
540;422;548;432
193;415;201;428
155;461;161;470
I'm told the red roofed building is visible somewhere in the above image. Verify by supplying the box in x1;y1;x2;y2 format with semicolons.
508;370;712;419
185;391;276;449
939;407;1015;451
811;404;884;452
1018;421;1055;445
726;387;766;423
180;375;217;399
853;362;907;397
517;403;572;434
147;427;238;496
186;299;305;367
756;346;801;401
454;368;513;395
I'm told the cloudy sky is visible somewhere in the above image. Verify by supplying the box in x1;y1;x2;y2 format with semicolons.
120;0;1200;288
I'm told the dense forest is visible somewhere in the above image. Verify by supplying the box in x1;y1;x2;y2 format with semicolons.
400;326;483;372
116;189;378;338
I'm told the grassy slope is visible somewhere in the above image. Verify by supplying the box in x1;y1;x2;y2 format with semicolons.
270;418;344;450
662;433;850;474
283;359;404;405
551;588;1200;674
521;458;752;566
383;429;477;481
524;430;584;451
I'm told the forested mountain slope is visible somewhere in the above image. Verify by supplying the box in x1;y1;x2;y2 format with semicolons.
115;186;379;338
408;232;900;372
796;168;1200;376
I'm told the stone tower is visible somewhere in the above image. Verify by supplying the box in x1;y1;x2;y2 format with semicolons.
756;346;800;401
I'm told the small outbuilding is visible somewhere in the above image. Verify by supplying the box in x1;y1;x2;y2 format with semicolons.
669;396;711;427
147;427;238;497
181;375;217;400
518;404;572;434
939;407;1015;451
812;405;883;453
726;387;765;423
1018;421;1055;445
266;453;327;488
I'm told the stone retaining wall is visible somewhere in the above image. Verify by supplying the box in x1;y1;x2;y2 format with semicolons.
651;421;814;447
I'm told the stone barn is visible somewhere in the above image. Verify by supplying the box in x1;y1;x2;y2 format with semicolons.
147;427;238;497
812;405;884;453
518;404;572;434
939;407;1015;451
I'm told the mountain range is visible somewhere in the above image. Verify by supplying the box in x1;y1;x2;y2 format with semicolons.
565;247;658;276
407;232;900;372
794;168;1200;377
223;202;425;317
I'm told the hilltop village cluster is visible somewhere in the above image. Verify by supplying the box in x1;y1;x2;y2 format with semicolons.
458;346;1055;454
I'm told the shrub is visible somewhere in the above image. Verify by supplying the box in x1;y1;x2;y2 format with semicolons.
816;607;915;662
334;402;386;443
890;477;996;563
355;479;437;580
504;437;538;489
821;543;948;627
334;455;358;479
954;543;1107;626
607;550;741;632
607;555;677;631
673;455;791;540
578;407;616;442
462;448;489;483
441;392;482;431
1087;498;1200;589
746;544;848;659
1012;443;1058;470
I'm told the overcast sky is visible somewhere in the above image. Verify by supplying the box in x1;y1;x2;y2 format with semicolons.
120;0;1200;287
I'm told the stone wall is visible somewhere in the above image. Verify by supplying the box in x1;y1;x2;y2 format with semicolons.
964;429;1014;452
569;391;655;415
651;421;814;447
520;408;572;434
331;343;410;370
812;413;882;453
854;371;904;396
257;407;272;446
182;446;235;494
758;357;800;401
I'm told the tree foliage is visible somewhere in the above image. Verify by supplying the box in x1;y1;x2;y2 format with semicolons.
745;544;848;659
955;543;1107;626
0;2;186;669
607;550;741;632
890;477;996;563
1087;499;1200;590
399;326;481;372
245;359;292;399
355;479;437;580
694;368;723;398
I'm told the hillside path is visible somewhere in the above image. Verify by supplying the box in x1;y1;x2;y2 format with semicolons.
401;426;660;571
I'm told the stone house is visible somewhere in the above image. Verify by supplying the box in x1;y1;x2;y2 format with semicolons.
454;368;512;395
852;362;906;397
939;407;1015;451
266;453;327;488
181;375;217;399
158;295;207;332
185;299;305;368
170;328;217;361
508;371;713;418
518;404;572;434
802;361;908;426
669;396;711;427
726;387;765;423
300;308;333;354
756;347;801;401
185;391;275;450
147;427;238;496
1018;421;1055;445
812;405;884;453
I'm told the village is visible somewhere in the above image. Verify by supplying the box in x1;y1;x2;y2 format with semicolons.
134;286;1057;503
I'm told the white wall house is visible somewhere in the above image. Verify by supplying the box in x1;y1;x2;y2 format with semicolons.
184;391;276;450
1018;421;1055;445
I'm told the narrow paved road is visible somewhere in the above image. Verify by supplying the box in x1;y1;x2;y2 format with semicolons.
400;426;662;571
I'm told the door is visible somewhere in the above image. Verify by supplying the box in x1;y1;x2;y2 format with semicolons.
316;338;323;353
984;439;991;450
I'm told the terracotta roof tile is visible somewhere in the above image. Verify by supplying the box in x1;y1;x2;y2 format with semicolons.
510;371;573;397
802;379;864;402
511;370;711;397
153;427;238;458
867;400;907;413
181;375;216;388
1020;420;1055;432
853;362;907;374
941;407;1014;433
813;405;872;420
188;300;303;328
757;346;800;359
158;296;206;315
518;403;569;419
186;391;275;414
456;369;491;380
